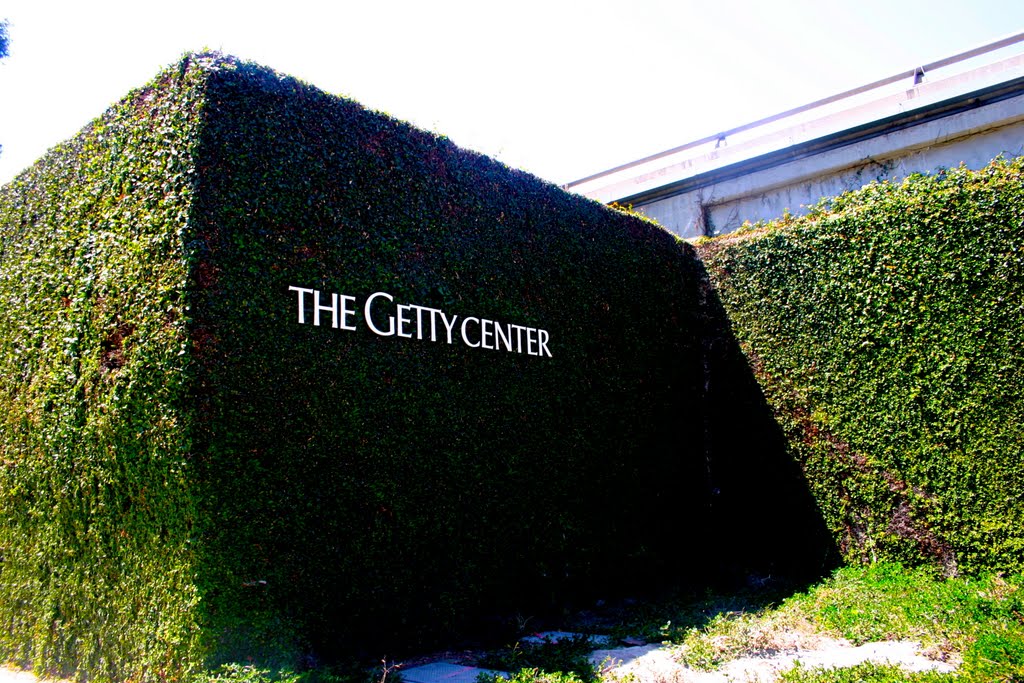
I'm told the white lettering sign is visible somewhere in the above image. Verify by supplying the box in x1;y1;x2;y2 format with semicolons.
288;286;553;358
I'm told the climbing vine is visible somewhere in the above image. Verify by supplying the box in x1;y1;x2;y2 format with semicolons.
696;159;1024;576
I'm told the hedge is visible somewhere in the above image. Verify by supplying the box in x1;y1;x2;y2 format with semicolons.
0;52;832;680
695;159;1024;577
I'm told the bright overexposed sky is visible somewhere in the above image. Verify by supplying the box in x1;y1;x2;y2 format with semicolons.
2;0;1024;187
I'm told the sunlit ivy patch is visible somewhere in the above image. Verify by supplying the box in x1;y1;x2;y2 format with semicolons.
696;159;1024;577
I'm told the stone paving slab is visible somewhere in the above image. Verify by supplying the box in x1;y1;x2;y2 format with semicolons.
592;639;957;683
0;668;64;683
401;662;508;683
589;643;663;669
521;631;613;646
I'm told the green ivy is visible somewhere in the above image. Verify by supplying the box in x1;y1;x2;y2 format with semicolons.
695;159;1024;576
0;56;208;680
0;52;749;679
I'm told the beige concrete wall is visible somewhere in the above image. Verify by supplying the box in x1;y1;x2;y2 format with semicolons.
635;94;1024;238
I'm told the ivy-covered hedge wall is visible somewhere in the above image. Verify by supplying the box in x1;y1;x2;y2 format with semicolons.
0;62;206;679
181;54;717;666
695;159;1024;577
1;52;828;680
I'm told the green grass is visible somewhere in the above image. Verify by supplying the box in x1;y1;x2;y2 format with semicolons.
188;563;1024;683
661;563;1024;681
787;563;1024;649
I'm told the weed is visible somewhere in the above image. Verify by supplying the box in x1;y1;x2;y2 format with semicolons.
961;628;1024;682
191;664;304;683
189;659;399;683
477;635;597;683
607;580;801;645
777;661;953;682
672;605;817;670
478;668;588;683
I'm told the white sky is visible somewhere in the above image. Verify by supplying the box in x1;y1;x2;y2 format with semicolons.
1;0;1024;186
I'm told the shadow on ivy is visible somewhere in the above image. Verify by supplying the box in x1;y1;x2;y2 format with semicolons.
689;253;840;591
467;250;842;648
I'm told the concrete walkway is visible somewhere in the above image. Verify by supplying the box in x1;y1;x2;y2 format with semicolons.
590;639;956;682
400;631;956;683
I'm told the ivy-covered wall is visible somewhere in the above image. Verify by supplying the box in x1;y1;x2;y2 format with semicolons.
181;54;717;665
22;45;1016;681
695;159;1024;577
1;52;829;680
0;62;206;679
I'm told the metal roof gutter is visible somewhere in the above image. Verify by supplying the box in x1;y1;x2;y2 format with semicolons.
611;74;1024;207
569;30;1024;205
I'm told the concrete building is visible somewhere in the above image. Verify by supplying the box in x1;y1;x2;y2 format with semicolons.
566;32;1024;239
